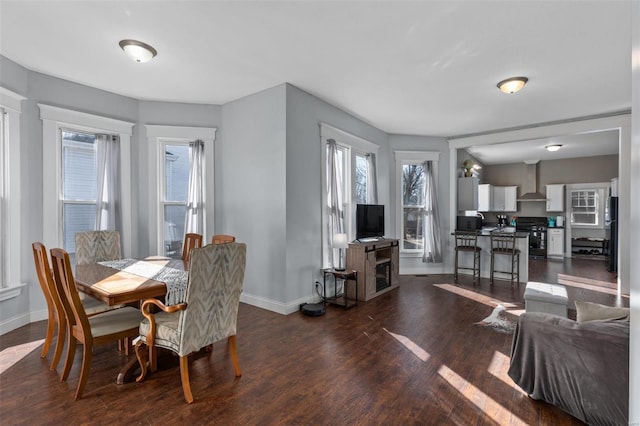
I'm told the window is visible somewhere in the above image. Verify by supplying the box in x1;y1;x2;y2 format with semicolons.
395;151;440;258
320;124;379;268
40;104;134;257
401;163;426;251
571;190;598;226
0;88;25;292
354;153;369;204
161;143;190;258
61;130;98;253
0;108;6;286
146;125;216;257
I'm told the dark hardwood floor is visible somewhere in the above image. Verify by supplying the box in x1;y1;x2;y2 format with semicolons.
0;258;619;425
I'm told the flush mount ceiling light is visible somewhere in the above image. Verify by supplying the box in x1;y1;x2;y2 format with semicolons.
497;76;528;94
545;144;563;152
119;39;157;63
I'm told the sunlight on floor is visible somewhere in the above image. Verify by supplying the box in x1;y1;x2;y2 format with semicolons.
488;350;527;396
557;274;629;300
0;339;44;374
438;364;527;426
434;284;521;312
383;328;430;362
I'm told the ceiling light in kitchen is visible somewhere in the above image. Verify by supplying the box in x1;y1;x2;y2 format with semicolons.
545;144;563;152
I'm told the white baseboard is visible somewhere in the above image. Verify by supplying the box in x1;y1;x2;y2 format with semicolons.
0;312;31;336
240;292;310;315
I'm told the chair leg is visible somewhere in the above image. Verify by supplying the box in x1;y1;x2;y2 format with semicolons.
179;356;194;404
135;340;149;383
149;346;157;372
50;320;66;371
454;250;459;282
228;335;242;377
74;343;93;400
61;331;76;382
490;253;495;284
41;310;55;358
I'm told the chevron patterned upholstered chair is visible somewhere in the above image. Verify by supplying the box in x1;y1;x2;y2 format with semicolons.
135;242;247;403
75;230;122;266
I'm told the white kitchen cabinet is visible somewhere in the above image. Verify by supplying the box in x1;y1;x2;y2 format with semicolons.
478;184;492;212
492;186;517;212
547;228;564;258
457;177;478;211
546;184;565;212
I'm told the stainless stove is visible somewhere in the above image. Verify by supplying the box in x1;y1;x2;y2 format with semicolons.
516;217;548;259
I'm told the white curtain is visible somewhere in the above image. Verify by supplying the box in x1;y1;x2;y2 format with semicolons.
95;134;121;231
422;160;442;263
184;139;205;235
327;139;344;258
366;153;378;204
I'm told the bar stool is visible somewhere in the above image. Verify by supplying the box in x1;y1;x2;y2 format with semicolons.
490;230;520;286
453;231;481;283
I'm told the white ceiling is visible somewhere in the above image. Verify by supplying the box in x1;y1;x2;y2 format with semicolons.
0;1;632;148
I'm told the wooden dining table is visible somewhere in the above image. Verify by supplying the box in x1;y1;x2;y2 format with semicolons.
74;256;187;384
75;257;187;306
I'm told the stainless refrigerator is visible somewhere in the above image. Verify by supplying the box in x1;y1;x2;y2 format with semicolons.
605;196;618;273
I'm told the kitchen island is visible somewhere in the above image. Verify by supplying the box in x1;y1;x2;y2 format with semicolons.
453;227;529;283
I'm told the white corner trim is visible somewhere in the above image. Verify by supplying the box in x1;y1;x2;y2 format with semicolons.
0;87;26;112
320;122;379;154
240;292;307;315
38;104;135;135
394;150;440;161
145;124;217;141
0;283;27;302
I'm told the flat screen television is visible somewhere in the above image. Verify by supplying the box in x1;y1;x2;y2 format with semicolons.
356;204;385;240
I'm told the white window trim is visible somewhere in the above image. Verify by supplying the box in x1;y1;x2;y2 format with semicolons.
0;87;25;296
146;125;216;255
566;182;609;229
319;123;380;267
39;104;135;256
394;151;440;257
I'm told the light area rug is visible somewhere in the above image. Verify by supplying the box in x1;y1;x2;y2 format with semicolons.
474;304;517;334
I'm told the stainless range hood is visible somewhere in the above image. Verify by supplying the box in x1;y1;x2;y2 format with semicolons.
517;162;547;202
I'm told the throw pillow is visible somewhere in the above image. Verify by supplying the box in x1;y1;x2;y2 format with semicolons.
574;301;630;322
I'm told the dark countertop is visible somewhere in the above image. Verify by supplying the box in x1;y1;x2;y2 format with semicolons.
453;228;529;238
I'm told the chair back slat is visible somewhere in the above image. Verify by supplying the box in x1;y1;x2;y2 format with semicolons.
211;234;236;245
32;243;63;322
454;230;479;250
490;231;517;253
50;248;92;339
181;233;203;263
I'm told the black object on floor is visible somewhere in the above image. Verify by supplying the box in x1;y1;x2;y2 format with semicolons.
300;303;325;316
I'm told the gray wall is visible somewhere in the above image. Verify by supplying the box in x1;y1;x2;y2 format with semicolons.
219;84;288;306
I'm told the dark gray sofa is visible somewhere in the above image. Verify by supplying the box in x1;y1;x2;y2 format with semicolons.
507;312;629;426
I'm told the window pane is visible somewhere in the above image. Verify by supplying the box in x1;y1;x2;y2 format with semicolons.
63;203;96;252
164;205;186;258
355;154;368;204
62;131;96;200
165;145;190;202
403;207;424;250
402;164;425;206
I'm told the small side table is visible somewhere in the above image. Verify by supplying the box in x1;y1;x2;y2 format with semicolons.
323;268;358;309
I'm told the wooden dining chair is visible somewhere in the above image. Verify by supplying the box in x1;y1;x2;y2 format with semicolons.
75;230;122;265
211;234;236;244
32;242;117;372
49;248;142;400
181;233;203;264
135;242;247;403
